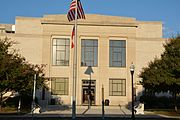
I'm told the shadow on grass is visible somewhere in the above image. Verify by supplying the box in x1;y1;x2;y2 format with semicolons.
146;109;180;116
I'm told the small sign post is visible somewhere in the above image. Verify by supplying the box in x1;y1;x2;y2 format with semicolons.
84;66;94;109
102;85;105;119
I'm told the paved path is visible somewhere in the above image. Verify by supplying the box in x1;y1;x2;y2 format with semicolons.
41;105;131;116
0;105;179;120
38;105;180;119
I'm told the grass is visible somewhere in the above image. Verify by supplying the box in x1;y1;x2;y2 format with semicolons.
146;109;180;117
0;106;30;115
0;107;17;114
1;106;17;111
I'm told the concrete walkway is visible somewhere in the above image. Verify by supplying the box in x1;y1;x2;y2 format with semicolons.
41;105;131;116
37;105;180;119
0;105;179;120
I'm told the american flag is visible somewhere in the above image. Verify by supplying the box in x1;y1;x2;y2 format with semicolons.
67;0;85;21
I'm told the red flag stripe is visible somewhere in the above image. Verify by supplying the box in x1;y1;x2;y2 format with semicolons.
71;26;75;48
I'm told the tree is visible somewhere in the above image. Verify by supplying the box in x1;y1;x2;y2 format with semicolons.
0;37;47;110
139;36;180;111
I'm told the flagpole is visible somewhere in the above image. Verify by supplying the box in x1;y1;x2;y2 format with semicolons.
72;0;78;119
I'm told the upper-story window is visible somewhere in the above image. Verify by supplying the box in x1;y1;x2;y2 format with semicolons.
52;38;70;66
81;39;98;67
109;40;126;67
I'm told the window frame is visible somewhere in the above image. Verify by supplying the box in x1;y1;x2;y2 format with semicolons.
52;38;70;66
51;77;69;95
109;78;126;96
81;39;98;67
109;40;126;67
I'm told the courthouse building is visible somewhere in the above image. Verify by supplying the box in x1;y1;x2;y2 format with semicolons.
0;14;164;106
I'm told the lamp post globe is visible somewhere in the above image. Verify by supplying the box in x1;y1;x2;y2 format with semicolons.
130;63;135;74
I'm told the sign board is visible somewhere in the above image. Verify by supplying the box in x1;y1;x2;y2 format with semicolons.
84;66;94;75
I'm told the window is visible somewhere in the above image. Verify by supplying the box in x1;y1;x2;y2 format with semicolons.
81;39;98;66
109;40;126;67
52;38;70;66
109;79;126;96
51;78;69;95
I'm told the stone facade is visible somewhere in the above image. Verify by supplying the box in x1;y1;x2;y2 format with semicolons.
0;14;164;106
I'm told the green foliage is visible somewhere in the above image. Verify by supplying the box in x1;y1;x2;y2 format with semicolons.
0;37;47;96
140;95;180;109
3;95;38;112
140;36;180;94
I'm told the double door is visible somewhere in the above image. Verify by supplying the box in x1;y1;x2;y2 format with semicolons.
82;80;96;105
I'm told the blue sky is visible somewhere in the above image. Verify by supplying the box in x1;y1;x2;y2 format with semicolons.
0;0;179;38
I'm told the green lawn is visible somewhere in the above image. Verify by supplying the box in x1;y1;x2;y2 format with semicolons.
1;106;16;111
0;106;30;115
146;109;180;117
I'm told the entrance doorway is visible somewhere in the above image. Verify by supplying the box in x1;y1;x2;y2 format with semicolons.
82;80;96;105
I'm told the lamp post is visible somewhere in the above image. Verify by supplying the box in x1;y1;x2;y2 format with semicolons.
88;72;92;109
130;63;135;120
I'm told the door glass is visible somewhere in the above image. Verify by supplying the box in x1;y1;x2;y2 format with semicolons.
82;89;89;104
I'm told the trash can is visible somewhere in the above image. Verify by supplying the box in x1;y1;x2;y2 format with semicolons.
51;98;55;105
105;99;109;106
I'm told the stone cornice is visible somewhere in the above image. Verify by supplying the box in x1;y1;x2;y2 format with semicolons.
41;14;138;27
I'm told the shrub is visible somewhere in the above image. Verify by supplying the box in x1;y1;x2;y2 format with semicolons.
140;95;179;109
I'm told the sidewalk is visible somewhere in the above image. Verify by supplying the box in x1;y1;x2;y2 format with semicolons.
38;105;180;119
0;105;179;120
41;105;131;116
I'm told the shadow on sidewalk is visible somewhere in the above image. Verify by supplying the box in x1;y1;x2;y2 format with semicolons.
41;105;71;112
82;107;89;115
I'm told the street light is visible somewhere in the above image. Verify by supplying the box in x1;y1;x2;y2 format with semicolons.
130;63;135;120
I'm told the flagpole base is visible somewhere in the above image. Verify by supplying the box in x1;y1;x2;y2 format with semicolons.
72;100;76;120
